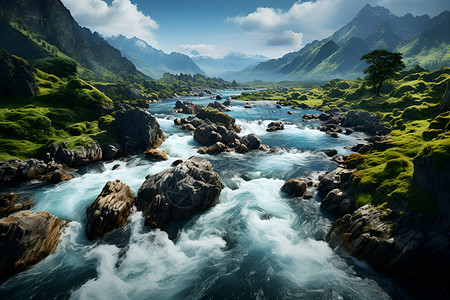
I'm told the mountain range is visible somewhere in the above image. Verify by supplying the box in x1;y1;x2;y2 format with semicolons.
0;0;142;81
189;51;269;77
225;4;450;82
105;35;205;79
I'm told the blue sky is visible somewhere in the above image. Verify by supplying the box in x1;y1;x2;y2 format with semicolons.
62;0;450;58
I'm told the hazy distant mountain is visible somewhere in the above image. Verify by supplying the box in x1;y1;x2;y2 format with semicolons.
229;4;449;82
190;51;269;76
105;35;205;79
0;0;141;80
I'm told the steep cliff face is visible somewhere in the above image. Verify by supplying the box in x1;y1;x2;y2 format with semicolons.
0;50;37;98
0;0;141;78
413;155;450;224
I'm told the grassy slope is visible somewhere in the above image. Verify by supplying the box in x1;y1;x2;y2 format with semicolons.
243;67;450;211
0;67;116;161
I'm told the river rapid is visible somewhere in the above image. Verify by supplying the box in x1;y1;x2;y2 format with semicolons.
0;91;414;299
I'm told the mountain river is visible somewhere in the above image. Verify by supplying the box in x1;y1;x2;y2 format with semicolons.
0;91;418;299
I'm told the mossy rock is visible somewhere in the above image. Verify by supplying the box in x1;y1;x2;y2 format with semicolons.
98;115;115;131
337;82;350;90
34;56;78;78
197;108;235;129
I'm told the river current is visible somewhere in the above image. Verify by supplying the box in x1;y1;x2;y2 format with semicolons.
0;91;414;299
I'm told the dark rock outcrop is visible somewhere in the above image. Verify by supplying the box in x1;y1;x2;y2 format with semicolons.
0;159;66;183
324;149;338;157
318;167;353;196
136;157;223;229
112;107;164;155
0;193;34;217
0;50;37;98
85;180;135;240
0;210;63;281
266;121;284;132
302;114;319;122
413;155;450;224
174;100;204;114
48;141;103;167
42;169;73;184
321;189;353;215
196;108;240;132
326;204;450;286
341;110;391;135
101;143;122;161
240;134;261;151
208;101;229;112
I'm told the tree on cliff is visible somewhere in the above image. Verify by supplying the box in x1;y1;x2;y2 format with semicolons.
361;50;405;96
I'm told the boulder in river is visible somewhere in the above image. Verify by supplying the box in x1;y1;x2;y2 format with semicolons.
0;193;34;218
49;141;103;167
136;157;223;229
86;180;135;240
112;107;164;155
281;178;309;197
174;100;204;114
266;121;284;132
144;149;168;161
324;149;338;157
0;210;64;281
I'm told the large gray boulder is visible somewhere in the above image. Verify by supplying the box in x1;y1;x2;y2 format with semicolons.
174;100;204;114
0;159;66;183
86;180;135;240
48;141;103;167
0;210;64;281
341;110;391;135
136;157;223;229
113;107;164;155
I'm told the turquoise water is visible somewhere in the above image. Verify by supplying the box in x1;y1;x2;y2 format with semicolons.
0;92;413;299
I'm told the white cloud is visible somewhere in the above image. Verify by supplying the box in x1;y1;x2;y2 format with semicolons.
175;44;231;58
267;31;303;47
62;0;159;46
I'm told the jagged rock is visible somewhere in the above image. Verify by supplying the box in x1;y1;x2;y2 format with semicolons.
276;104;281;109
112;164;121;170
325;149;338;157
321;189;353;215
101;143;122;161
325;205;450;285
201;142;227;154
208;101;228;112
344;128;354;135
236;144;249;153
112;107;164;155
85;180;135;240
240;134;261;150
413;155;450;224
0;210;63;281
174;100;204;114
341;110;391;135
43;169;73;184
318;167;353;196
145;149;168;161
194;124;222;146
266;121;284;132
196;108;239;132
0;50;37;98
0;193;34;218
49;141;103;166
281;178;308;197
302;114;319;122
0;159;64;183
171;159;183;166
223;100;231;106
136;157;223;229
216;95;222;100
180;123;196;131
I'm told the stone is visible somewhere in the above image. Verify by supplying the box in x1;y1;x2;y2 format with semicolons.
321;189;352;215
174;100;204;114
223;100;231;106
330;132;339;138
180;123;196;131
302;190;314;199
0;211;63;281
240;134;261;150
101;143;122;160
194;124;222;146
244;104;252;108
203;142;227;154
317;168;353;196
0;193;34;218
171;159;183;166
341;110;391;135
236;144;249;153
266;121;284;132
208;101;227;112
325;149;338;157
136;157;224;229
0;159;64;183
43;169;73;184
344;128;354;135
281;178;308;197
196;108;238;131
112;164;121;170
287;111;294;115
145;149;168;161
49;141;103;167
86;180;135;240
112;107;164;155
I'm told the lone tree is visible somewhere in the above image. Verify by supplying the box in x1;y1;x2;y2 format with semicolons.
361;50;405;96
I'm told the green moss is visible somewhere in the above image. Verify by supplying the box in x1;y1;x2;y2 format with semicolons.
197;108;235;128
355;194;373;209
98;115;115;131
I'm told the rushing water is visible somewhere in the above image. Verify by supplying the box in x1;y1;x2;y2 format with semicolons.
0;91;414;299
